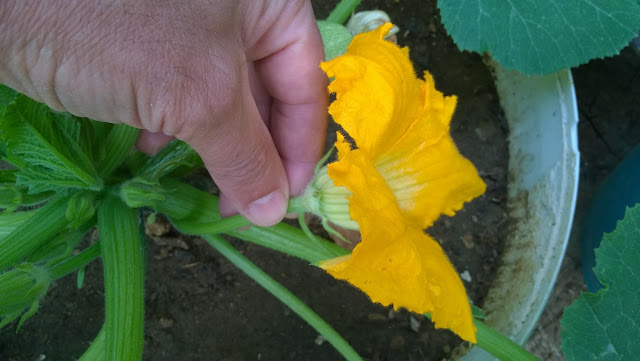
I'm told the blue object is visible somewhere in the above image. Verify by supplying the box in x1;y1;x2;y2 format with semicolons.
580;145;640;292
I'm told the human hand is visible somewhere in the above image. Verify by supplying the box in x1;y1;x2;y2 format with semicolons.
0;0;328;226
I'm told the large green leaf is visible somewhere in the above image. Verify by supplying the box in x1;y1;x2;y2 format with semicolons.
561;204;640;360
0;95;101;194
439;0;640;74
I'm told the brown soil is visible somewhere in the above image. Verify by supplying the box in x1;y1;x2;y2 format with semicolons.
0;1;510;360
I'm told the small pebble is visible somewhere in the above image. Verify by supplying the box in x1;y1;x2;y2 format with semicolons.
460;270;472;282
462;234;474;249
409;316;421;332
146;219;171;237
428;21;437;33
173;249;191;262
159;316;175;329
387;309;396;320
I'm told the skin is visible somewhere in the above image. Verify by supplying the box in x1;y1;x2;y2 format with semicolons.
0;0;328;226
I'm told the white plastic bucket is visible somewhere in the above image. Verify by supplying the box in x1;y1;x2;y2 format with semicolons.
457;62;580;360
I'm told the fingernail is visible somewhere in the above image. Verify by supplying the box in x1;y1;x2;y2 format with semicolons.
247;191;287;227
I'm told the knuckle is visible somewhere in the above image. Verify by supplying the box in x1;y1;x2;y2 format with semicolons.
141;48;245;141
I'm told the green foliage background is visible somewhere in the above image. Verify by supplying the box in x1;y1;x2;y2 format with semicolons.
561;204;640;360
439;0;640;74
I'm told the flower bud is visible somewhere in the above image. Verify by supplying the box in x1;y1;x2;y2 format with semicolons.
347;10;399;38
299;166;359;230
0;263;51;330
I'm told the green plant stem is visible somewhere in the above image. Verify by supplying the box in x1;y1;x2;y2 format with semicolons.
49;242;100;279
0;196;71;270
98;124;140;178
204;234;362;361
474;319;540;361
326;0;361;24
287;196;307;214
177;214;250;234
297;213;345;258
78;325;106;361
145;179;347;263
99;193;145;361
225;222;348;263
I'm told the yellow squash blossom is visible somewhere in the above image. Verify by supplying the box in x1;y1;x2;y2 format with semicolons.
317;23;486;343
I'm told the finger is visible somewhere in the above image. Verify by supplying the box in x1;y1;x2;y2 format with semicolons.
218;192;235;218
248;62;272;128
248;2;329;196
136;131;175;155
214;64;273;221
185;65;289;227
215;64;276;221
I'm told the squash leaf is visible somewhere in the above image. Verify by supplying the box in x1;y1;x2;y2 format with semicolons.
0;84;17;112
438;0;640;75
0;94;101;194
560;204;640;360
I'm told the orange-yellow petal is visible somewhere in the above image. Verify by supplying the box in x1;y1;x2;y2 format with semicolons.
319;23;484;343
322;24;485;229
321;228;477;343
375;71;485;228
320;23;426;159
326;142;476;342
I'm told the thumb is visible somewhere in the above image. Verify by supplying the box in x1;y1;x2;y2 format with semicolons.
185;69;289;227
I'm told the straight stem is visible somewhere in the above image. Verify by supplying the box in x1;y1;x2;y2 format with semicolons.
474;319;540;361
99;193;145;361
326;0;361;24
49;242;101;279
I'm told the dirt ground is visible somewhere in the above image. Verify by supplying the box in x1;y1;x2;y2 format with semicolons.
1;1;639;361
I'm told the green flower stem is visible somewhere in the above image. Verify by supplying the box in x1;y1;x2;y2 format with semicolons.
49;242;101;279
145;179;347;263
473;319;540;361
326;0;361;24
287;196;307;214
0;196;71;270
78;325;106;361
176;214;250;234
98;124;140;178
225;222;348;263
99;193;145;361
204;234;362;361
